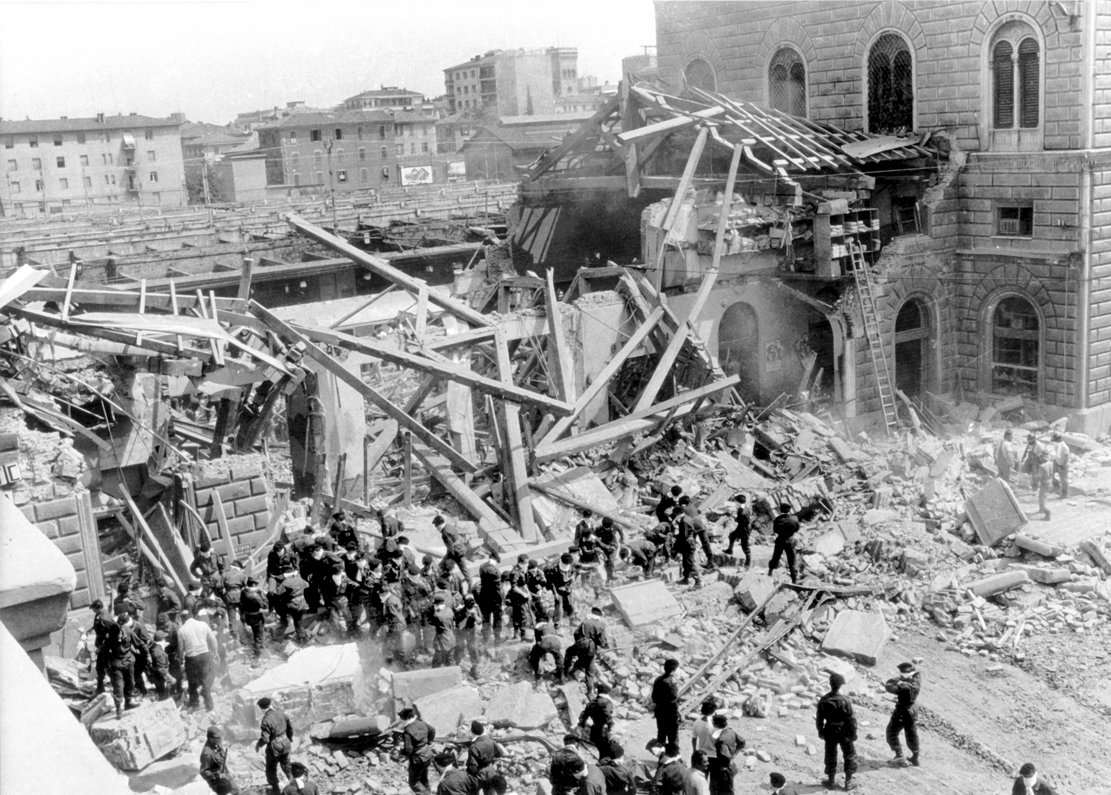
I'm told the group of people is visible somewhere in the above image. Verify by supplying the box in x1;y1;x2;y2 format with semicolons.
993;429;1071;520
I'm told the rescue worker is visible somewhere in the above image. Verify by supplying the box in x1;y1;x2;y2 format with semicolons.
679;496;714;570
529;622;564;685
506;570;533;641
399;706;437;795
433;515;469;577
651;742;687;795
564;635;599;696
148;629;176;700
578;682;615;750
281;762;320;795
476;552;504;644
275;565;310;644
885;662;921;768
708;714;743;795
430;593;457;667
199;726;238;794
724;494;751;568
382;581;408;665
994;429;1015;483
549;735;586;795
768;503;800;583
177;603;218;712
465;720;504;795
625;537;661;578
655;485;683;524
239;577;268;661
435;750;481;795
598;741;637;795
105;612;141;719
89;598;114;694
190;543;218;588
546;554;576;629
256;696;294;793
454;593;482;675
674;512;702;588
652;658;681;746
596;517;623;581
1011;762;1058;795
525;559;550;623
815;672;858;791
574;606;608;650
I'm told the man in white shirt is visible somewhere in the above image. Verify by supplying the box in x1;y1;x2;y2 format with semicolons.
691;699;716;757
176;604;219;711
685;751;710;795
1050;432;1069;498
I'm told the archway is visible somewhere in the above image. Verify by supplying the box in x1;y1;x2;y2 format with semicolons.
893;297;930;398
718;302;760;402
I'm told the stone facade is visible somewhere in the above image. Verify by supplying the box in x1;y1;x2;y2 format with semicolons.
191;455;274;559
655;1;1111;431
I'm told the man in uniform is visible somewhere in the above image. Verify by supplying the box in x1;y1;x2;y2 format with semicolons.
465;720;503;795
255;696;294;793
768;504;800;583
199;726;238;794
815;672;858;791
724;495;751;568
652;658;681;746
578;682;615;751
884;662;921;768
105;612;141;719
399;706;437;795
89;598;115;694
239;577;268;661
476;552;504;644
708;714;743;795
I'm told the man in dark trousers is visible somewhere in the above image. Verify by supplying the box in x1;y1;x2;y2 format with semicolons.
465;720;503;795
564;635;599;696
815;672;858;791
679;497;715;570
400;706;437;795
281;762;320;795
239;577;268;661
434;515;470;576
673;515;702;588
105;612;141;719
546;554;576;629
724;495;751;568
199;725;238;794
476;552;504;644
651;742;687;795
574;606;609;650
256;696;294;793
275;565;310;644
768;504;800;583
548;734;585;795
885;662;921;767
652;658;681;746
430;593;457;667
708;714;743;795
529;623;564;685
578;682;615;751
148;630;176;700
89;598;114;694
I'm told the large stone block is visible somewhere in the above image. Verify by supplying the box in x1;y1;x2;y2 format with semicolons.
965;479;1026;547
414;684;483;735
733;571;776;612
966;570;1030;597
483;681;558;730
89;699;187;771
820;610;890;666
242;643;368;726
35;496;78;522
391;666;463;703
610;581;682;629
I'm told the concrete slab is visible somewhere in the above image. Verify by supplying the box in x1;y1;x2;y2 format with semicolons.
810;526;846;559
610;581;682;629
414;684;483;735
965;479;1027;547
728;572;773;612
557;681;588;727
90;699;188;771
531;466;622;536
391;666;464;703
242;643;368;725
483;681;558;730
820;609;890;666
127;754;198;791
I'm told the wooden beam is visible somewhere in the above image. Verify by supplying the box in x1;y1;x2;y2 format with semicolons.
711;145;744;271
289;323;572;416
250;300;477;474
528;480;640;532
21;286;245;315
523;94;622;181
411;440;513;538
285;213;492;328
660;126;709;234
237;256;254;302
539;306;664;447
327;284;399;329
533;376;739;462
495;329;538;542
616;106;725;144
625;142;641;198
543;268;575;402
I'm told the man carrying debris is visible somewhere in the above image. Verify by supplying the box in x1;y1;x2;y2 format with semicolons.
578;681;616;750
815;672;857;791
724;495;751;568
399;706;437;795
708;714;743;795
255;696;294;793
565;634;599;695
884;662;921;768
652;658;682;746
199;726;238;794
768;504;800;584
994;430;1016;483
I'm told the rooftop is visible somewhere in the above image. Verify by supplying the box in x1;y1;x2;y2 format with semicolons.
258;109;436;131
0;114;182;135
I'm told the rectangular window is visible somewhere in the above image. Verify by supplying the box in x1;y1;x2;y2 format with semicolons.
290;131;298;143
105;175;111;185
78;154;89;167
358;147;366;161
77;132;86;144
379;125;386;139
10;181;19;193
56;156;65;168
380;146;388;159
147;150;156;162
421;141;429;153
396;143;404;156
144;128;154;140
337;169;348;183
311;129;322;142
409;142;417;155
83;176;92;188
28;137;38;148
6;159;15;172
360;167;368;182
997;204;1034;237
4;137;13;149
59;177;68;189
53;134;63;146
334;128;343;140
34;179;43;191
31;157;41;171
149;171;159;183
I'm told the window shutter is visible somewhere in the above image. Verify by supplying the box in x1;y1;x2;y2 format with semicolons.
769;64;788;113
1018;38;1039;128
993;41;1014;128
788;63;807;117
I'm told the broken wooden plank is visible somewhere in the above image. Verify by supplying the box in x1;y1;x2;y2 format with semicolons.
410;440;513;539
616;105;725;144
495;329;539;542
544;268;575;402
527;479;639;532
237;256;254;302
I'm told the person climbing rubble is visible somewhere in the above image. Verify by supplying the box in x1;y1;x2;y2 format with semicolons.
529;622;564;685
578;682;616;754
255;696;294;793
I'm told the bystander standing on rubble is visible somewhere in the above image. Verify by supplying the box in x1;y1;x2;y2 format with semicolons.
89;598;113;695
816;672;857;791
239;576;268;661
995;429;1015;483
1050;432;1070;497
281;761;320;795
199;726;238;795
1012;762;1057;795
256;696;294;793
430;593;457;667
176;602;218;711
105;612;142;719
768;503;800;583
674;513;703;588
476;552;503;644
399;706;436;795
148;629;175;699
652;658;681;746
885;662;921;767
691;698;716;757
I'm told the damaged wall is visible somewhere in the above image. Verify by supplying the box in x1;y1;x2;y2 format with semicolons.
192;455;274;559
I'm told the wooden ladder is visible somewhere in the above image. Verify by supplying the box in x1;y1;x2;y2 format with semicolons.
848;242;899;434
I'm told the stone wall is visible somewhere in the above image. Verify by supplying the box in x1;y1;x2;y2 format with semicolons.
17;491;101;610
1088;164;1111;407
191;454;274;561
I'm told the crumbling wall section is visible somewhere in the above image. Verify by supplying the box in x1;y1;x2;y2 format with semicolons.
191;454;274;560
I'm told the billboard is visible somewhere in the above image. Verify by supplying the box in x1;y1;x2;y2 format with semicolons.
400;164;434;186
447;160;466;178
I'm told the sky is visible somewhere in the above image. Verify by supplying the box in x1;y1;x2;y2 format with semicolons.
0;0;658;125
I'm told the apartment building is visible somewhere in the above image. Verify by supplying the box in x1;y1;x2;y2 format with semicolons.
340;87;424;111
0;114;185;216
443;47;580;117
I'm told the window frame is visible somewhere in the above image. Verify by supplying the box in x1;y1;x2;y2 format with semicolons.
983;14;1044;152
682;57;717;93
767;46;808;118
984;293;1043;400
995;202;1034;238
863;30;916;135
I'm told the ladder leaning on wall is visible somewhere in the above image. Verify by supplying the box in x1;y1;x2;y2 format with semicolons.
848;241;899;435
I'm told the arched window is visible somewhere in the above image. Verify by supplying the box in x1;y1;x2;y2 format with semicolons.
991;21;1040;129
894;298;931;397
769;48;807;116
991;295;1040;397
683;58;716;92
867;33;914;134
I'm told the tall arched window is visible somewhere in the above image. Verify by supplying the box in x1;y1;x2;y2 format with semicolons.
867;33;914;134
769;48;807;116
991;21;1040;129
683;58;716;92
991;295;1040;397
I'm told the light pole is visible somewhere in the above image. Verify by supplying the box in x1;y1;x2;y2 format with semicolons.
324;138;337;230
